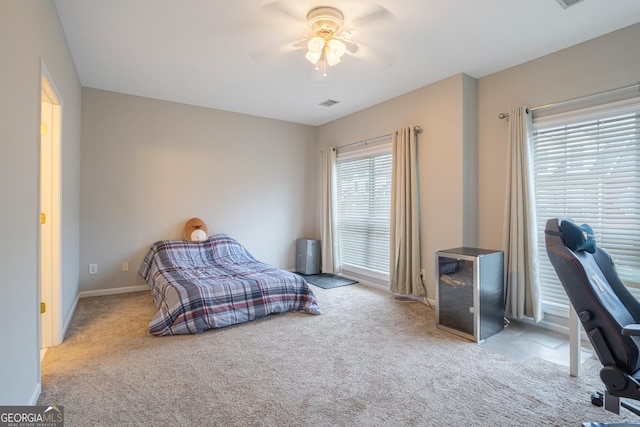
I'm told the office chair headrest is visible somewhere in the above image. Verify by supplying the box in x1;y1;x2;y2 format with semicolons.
559;220;596;254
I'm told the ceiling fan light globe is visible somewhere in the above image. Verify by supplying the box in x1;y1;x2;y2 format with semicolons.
307;37;325;54
305;50;322;64
328;39;347;58
325;49;341;67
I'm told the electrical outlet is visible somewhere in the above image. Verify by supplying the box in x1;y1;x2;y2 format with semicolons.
122;262;129;272
420;269;426;279
89;264;98;275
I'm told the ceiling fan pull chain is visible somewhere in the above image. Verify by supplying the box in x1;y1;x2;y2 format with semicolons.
323;54;327;78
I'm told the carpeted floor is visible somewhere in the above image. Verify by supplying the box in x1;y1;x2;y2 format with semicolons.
38;285;638;426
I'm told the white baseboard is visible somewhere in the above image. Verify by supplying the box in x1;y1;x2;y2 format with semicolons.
78;285;149;299
355;279;388;292
60;294;79;343
29;382;41;405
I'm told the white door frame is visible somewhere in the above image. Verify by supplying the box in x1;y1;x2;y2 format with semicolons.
39;60;62;349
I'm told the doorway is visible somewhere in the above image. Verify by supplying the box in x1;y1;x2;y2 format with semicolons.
40;64;62;353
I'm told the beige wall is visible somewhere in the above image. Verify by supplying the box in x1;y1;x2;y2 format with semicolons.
0;1;82;404
317;73;478;296
80;89;318;292
317;23;640;299
2;1;637;405
477;23;640;252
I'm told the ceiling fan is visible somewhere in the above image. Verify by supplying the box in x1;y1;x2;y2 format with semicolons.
257;2;395;77
304;7;350;72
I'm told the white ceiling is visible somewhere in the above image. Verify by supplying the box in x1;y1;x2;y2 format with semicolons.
54;0;640;126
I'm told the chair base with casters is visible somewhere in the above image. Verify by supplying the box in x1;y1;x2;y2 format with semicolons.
590;390;640;418
545;218;640;426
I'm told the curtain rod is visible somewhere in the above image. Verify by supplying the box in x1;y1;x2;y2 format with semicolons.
498;82;640;119
337;126;423;151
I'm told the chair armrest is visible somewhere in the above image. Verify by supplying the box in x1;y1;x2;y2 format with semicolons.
622;324;640;336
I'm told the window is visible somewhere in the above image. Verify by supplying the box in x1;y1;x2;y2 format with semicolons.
532;98;640;315
336;141;392;281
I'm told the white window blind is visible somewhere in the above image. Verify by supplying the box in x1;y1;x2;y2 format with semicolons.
532;98;640;314
336;141;392;278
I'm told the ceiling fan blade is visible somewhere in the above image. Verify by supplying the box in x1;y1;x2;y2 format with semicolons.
345;42;358;54
335;36;358;54
250;39;306;62
261;1;302;22
349;42;396;67
351;4;394;27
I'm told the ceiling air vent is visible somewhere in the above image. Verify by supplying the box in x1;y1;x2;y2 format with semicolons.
555;0;585;9
319;99;340;107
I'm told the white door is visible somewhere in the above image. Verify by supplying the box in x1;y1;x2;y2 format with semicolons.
40;69;62;349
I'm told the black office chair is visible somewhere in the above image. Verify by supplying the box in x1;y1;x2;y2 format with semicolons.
545;218;640;426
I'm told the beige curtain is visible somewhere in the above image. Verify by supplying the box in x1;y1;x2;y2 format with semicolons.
321;146;340;274
390;127;421;295
503;107;542;322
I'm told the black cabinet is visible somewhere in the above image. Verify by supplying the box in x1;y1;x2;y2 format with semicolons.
436;247;504;342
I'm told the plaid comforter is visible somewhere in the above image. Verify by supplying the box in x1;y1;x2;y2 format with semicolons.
139;234;321;336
